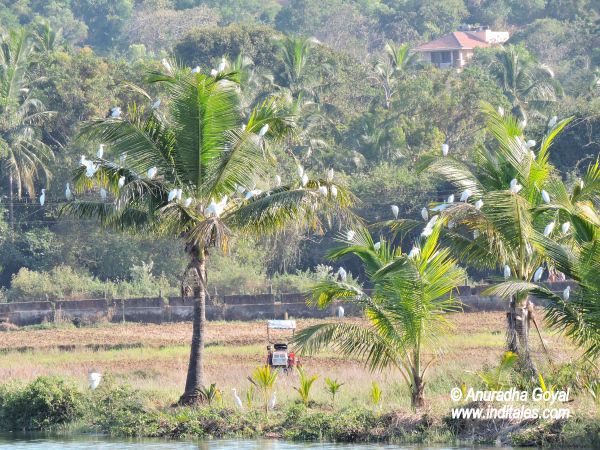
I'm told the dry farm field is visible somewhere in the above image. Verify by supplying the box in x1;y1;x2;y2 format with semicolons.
0;310;591;416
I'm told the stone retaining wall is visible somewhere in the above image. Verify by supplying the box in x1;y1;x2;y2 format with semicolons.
0;282;573;326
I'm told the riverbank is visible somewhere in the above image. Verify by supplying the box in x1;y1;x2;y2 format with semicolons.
0;376;598;448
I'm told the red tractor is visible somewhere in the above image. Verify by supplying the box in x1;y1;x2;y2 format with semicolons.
266;320;300;372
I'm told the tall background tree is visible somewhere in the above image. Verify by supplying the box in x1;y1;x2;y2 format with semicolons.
0;28;53;231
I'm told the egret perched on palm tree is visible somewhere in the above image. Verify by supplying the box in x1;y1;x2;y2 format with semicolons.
63;62;353;405
417;102;598;373
294;225;464;408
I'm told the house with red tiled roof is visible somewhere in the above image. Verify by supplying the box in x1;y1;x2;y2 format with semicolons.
414;26;509;69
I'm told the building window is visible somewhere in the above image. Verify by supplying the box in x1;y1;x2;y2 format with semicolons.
431;51;452;65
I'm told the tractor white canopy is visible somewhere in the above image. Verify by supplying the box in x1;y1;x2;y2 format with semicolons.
267;320;296;330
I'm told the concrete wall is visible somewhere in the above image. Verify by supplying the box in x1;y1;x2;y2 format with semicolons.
0;282;574;326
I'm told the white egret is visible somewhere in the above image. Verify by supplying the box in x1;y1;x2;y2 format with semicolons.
561;222;570;234
176;189;182;201
580;180;584;190
346;230;355;241
421;215;438;237
447;194;454;203
110;107;121;118
498;106;504;116
245;189;262;200
297;165;304;178
336;305;345;318
318;185;328;196
274;175;282;187
526;140;536;148
374;241;381;251
232;389;243;409
152;98;161;109
330;185;338;198
39;189;46;206
530;150;536;160
191;66;201;74
168;189;177;202
563;286;570;301
80;155;87;166
460;189;471;202
118;176;125;188
473;230;480;239
548;116;558;128
161;58;172;73
147;167;158;179
210;68;218;76
533;266;544;282
218;58;227;73
183;198;193;208
268;392;277;411
408;246;420;258
301;174;308;187
391;204;399;219
509;179;522;194
475;199;483;210
544;221;555;237
421;207;429;221
327;168;334;182
541;190;550;204
88;371;102;390
85;163;98;178
100;188;107;200
441;143;449;156
337;267;347;281
65;183;72;200
96;144;104;158
503;265;511;279
258;124;269;137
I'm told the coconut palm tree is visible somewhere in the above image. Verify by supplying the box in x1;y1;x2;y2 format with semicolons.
63;63;353;405
277;36;321;99
293;225;465;408
488;160;600;358
0;28;54;230
493;45;562;125
416;102;592;373
384;42;417;73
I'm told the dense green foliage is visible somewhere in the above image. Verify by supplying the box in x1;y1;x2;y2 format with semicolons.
0;1;598;301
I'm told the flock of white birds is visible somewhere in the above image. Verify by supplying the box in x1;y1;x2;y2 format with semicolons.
334;134;573;303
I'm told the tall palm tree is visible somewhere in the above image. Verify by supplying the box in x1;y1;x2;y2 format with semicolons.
493;45;562;125
0;29;54;230
489;160;600;358
373;42;416;109
416;103;588;373
293;225;465;408
63;64;353;405
277;36;320;99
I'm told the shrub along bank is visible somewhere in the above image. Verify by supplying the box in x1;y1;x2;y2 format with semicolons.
0;376;598;447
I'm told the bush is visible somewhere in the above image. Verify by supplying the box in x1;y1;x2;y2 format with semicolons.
0;376;83;431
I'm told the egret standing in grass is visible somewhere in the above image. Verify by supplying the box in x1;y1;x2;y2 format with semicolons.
232;388;243;409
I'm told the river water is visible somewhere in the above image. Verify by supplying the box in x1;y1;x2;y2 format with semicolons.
0;436;509;450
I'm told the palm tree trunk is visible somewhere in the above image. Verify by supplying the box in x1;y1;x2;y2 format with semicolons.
179;246;208;405
8;170;14;233
507;295;536;375
411;375;425;408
